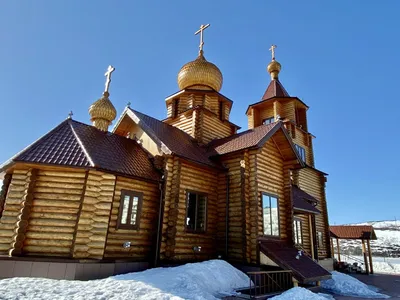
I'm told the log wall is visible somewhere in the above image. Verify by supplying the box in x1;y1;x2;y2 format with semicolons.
104;176;159;260
0;169;30;254
24;169;86;257
295;168;330;259
202;112;233;143
72;171;116;259
256;140;289;244
160;157;220;261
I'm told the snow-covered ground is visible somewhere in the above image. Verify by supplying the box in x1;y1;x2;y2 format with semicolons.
0;260;249;300
270;271;390;300
335;254;400;275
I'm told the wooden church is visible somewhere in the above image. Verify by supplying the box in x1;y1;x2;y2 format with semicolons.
0;25;332;284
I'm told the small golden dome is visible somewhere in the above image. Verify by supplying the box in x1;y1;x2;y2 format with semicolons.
267;59;281;80
177;51;223;92
89;91;117;132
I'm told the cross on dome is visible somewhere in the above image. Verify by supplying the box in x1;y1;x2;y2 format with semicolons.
104;65;115;93
195;24;210;54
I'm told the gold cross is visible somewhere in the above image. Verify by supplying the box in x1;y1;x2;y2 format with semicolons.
269;44;277;60
104;65;115;93
195;24;210;53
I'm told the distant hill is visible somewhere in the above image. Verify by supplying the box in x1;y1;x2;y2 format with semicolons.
334;220;400;257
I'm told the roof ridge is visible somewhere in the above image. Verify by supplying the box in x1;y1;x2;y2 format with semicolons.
68;120;95;167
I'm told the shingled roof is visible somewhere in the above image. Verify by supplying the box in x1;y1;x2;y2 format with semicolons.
330;225;377;240
207;122;280;156
262;79;290;100
292;185;321;214
259;239;331;283
127;108;221;169
1;119;161;181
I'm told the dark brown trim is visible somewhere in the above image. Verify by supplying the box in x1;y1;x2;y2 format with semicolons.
260;192;281;238
70;170;89;258
240;159;247;263
184;190;208;234
116;190;144;230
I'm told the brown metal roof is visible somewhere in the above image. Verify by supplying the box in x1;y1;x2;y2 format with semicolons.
7;119;161;181
262;79;290;100
207;122;281;156
259;239;331;283
292;185;320;214
330;225;377;240
129;109;221;169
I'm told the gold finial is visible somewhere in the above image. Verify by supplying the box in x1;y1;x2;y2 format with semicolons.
89;66;117;131
67;111;73;119
195;24;210;54
104;65;115;94
267;44;281;80
269;44;277;60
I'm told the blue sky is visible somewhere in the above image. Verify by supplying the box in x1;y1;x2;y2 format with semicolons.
1;1;399;224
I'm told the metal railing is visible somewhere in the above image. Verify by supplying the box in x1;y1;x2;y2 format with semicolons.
247;270;293;298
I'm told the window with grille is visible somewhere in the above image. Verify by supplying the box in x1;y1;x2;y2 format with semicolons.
117;190;143;230
186;191;207;233
294;144;306;162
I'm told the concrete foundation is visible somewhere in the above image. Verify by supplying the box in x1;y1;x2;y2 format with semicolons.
0;256;149;280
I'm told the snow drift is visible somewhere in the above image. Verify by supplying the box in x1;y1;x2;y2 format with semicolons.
0;260;249;300
321;271;390;298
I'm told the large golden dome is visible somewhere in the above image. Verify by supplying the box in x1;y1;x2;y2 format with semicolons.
89;91;117;132
177;51;223;92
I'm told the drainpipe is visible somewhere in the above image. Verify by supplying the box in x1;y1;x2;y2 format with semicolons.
225;173;230;258
154;176;165;267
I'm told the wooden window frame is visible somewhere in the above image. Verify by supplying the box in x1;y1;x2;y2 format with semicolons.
261;192;280;237
185;190;208;234
317;231;323;248
116;190;143;230
262;117;275;125
294;144;306;162
293;218;303;245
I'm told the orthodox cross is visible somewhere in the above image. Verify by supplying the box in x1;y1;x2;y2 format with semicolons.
67;111;73;119
195;24;210;53
104;65;115;93
269;44;277;60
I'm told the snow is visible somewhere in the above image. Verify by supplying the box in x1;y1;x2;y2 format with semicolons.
0;260;249;300
335;254;400;275
269;287;334;300
321;271;390;298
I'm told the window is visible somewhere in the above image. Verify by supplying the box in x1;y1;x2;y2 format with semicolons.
186;191;207;233
263;117;275;125
293;219;303;245
173;99;180;118
294;144;306;162
262;193;279;236
317;231;323;248
219;101;225;121
117;190;143;230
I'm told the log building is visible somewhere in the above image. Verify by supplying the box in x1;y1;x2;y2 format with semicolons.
0;27;332;284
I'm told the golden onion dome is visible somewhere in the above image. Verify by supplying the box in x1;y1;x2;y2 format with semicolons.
267;59;281;80
89;91;117;132
177;51;223;92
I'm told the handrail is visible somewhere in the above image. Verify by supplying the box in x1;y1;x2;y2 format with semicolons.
338;253;365;265
248;270;293;275
295;244;314;259
248;270;293;298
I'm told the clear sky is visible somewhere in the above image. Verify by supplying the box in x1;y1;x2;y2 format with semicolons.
1;1;399;225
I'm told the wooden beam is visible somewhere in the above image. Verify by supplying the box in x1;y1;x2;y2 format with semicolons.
367;239;374;274
330;237;335;258
309;214;315;260
336;238;341;262
362;239;369;275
